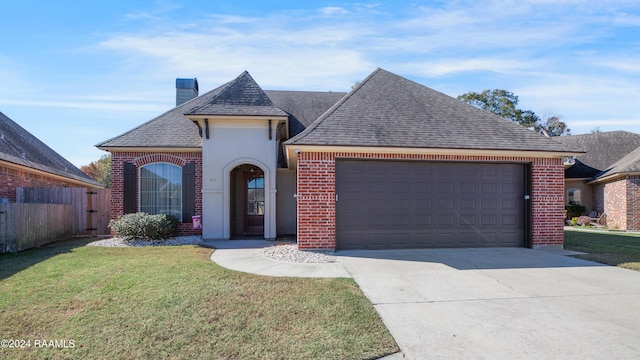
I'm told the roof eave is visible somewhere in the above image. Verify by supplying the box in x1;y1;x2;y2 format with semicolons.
284;144;578;170
97;146;202;153
588;171;640;184
0;159;103;189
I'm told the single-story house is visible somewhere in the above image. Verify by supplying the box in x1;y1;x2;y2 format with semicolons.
97;68;579;250
558;131;640;230
0;111;101;202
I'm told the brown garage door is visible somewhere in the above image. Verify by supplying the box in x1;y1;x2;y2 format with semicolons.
335;160;527;250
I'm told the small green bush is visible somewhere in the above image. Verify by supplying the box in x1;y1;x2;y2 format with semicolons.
109;212;180;241
565;201;586;219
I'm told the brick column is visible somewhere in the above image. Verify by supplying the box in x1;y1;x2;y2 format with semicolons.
296;152;336;249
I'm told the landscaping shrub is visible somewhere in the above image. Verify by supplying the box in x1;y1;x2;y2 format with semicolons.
565;201;586;219
109;212;180;240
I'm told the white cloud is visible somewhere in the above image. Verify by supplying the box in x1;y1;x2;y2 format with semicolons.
405;58;544;77
320;7;349;16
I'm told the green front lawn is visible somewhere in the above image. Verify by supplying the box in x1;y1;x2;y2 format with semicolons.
564;228;640;271
0;239;398;359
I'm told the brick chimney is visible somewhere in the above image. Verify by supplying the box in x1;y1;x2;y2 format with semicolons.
176;78;199;106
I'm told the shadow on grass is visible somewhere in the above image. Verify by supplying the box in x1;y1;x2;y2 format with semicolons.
0;237;94;281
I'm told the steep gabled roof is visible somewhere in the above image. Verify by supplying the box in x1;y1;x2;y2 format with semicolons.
184;71;288;117
0;111;100;186
556;131;640;171
286;68;577;153
98;72;290;149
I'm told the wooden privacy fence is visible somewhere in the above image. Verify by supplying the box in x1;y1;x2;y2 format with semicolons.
16;187;111;236
0;203;72;252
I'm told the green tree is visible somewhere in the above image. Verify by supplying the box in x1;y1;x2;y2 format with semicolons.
535;115;571;137
457;89;539;127
81;154;111;188
457;89;570;136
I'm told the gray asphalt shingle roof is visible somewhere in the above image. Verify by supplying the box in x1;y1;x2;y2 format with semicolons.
286;68;577;153
0;111;100;186
97;72;304;149
264;90;347;137
556;131;640;171
95;100;203;148
600;145;640;177
184;71;288;117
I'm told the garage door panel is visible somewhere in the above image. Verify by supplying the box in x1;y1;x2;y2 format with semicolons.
502;215;517;226
502;182;517;193
336;160;525;250
369;180;386;192
481;199;497;209
415;181;433;193
460;182;476;193
438;182;454;193
436;232;455;247
481;183;497;193
415;215;433;226
502;198;517;210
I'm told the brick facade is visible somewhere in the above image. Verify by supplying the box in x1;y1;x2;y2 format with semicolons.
628;176;640;230
603;179;627;230
296;152;565;250
0;164;87;202
111;151;203;235
593;175;640;231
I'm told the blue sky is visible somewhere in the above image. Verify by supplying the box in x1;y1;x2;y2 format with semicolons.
1;0;639;167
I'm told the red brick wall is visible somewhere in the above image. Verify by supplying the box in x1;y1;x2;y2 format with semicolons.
628;176;640;231
602;179;627;230
530;158;565;246
0;164;87;202
111;151;203;235
592;184;604;214
296;152;565;250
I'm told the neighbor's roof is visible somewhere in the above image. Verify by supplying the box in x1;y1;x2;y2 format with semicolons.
594;144;640;180
184;71;288;117
0;111;100;186
286;68;578;153
556;131;640;171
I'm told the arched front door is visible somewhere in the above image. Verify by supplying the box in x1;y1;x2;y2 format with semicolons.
244;169;265;235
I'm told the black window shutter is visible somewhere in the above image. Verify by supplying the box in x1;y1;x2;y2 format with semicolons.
123;162;137;214
182;162;196;223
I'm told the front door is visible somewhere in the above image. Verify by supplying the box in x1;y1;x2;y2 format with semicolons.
244;170;265;235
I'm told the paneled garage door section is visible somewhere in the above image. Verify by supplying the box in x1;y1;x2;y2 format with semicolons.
335;160;525;250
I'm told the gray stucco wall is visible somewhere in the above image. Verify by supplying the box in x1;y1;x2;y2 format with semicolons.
276;169;297;235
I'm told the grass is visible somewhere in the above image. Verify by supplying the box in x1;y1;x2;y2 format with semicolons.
564;228;640;271
0;239;398;359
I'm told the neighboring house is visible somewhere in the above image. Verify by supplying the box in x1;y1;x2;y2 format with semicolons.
97;69;578;250
0;111;101;201
558;131;640;230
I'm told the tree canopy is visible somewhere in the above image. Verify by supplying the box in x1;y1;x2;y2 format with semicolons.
457;89;570;136
81;154;111;188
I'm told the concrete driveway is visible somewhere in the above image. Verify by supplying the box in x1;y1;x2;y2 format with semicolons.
337;248;640;360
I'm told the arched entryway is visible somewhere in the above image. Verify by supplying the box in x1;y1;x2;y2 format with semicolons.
230;164;265;237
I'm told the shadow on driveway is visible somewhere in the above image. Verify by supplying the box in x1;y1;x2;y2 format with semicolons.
336;247;603;270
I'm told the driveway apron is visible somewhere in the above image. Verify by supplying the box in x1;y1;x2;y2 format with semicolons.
337;248;640;360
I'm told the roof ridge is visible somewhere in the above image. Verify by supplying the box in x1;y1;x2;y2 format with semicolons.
286;68;382;144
